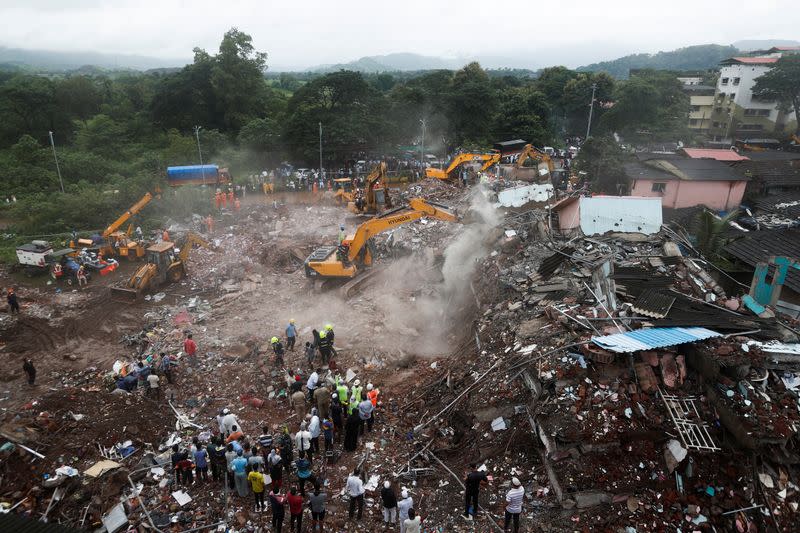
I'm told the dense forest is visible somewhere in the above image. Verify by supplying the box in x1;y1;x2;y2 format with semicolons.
0;28;695;242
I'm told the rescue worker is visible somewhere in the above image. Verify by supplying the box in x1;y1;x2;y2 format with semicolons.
271;337;285;368
313;384;331;420
221;192;227;209
335;377;349;405
324;324;335;346
317;330;331;365
366;383;379;432
162;228;170;242
135;226;143;240
7;288;20;314
351;379;363;404
285;319;297;351
228;190;234;204
234;198;241;212
337;225;346;244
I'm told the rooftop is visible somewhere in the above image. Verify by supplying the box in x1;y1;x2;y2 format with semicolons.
733;160;800;187
720;56;779;65
680;148;750;161
625;157;749;182
725;229;800;293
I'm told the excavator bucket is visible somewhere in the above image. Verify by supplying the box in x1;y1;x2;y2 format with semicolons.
110;286;140;303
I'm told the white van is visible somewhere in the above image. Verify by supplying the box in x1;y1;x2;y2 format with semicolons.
543;146;555;156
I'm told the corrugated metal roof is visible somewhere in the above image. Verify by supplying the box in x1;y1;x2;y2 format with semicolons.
592;327;721;353
631;290;676;318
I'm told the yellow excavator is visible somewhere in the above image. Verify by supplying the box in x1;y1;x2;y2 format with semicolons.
305;198;458;279
70;192;154;259
333;163;393;214
425;153;500;181
515;144;555;174
111;232;216;302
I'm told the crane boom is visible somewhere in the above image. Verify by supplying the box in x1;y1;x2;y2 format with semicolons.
103;193;153;237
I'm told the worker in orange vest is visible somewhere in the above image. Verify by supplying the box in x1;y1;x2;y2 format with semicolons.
221;192;227;209
234;198;241;212
162;229;170;242
228;190;234;204
366;383;379;432
205;215;214;234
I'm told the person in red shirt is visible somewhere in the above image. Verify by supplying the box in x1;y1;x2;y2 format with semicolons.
287;487;304;533
184;333;197;364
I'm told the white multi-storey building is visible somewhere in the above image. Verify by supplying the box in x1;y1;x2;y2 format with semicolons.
709;49;798;143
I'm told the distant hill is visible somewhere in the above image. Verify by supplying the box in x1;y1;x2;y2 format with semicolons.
576;44;740;79
733;39;800;51
0;46;186;72
309;53;463;73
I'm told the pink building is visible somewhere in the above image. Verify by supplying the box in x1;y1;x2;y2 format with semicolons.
625;156;749;211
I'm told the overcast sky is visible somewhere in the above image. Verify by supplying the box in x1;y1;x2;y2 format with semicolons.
1;0;797;70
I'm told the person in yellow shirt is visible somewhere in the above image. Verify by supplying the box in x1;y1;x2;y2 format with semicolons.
248;463;268;512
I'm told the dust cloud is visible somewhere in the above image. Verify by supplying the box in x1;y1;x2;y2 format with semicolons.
369;186;502;357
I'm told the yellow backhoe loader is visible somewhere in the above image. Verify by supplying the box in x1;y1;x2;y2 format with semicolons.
304;198;458;280
425;153;499;181
111;232;215;302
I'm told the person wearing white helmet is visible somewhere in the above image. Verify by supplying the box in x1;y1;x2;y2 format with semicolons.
504;477;525;533
221;408;239;437
351;379;363;404
381;480;398;526
398;489;413;533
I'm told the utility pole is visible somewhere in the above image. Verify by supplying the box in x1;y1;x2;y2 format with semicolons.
585;83;598;139
319;122;323;177
194;125;206;184
48;131;65;193
420;119;426;172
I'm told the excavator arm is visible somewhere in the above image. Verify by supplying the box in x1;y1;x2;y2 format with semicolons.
102;193;153;238
426;153;495;180
177;232;214;263
347;198;457;262
480;152;501;171
305;198;459;279
516;144;554;173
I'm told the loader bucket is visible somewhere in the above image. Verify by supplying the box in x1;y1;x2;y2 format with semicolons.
111;286;140;303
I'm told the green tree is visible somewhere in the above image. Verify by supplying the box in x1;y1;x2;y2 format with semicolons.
449;62;495;145
753;55;800;135
74;114;127;158
0;75;56;143
694;209;739;260
562;72;614;136
283;71;387;164
493;86;551;145
573;135;628;194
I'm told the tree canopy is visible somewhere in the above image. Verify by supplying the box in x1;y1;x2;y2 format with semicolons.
753;55;800;135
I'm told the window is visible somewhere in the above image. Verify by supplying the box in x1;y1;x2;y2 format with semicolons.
712;121;720;128
721;77;729;85
689;119;699;126
651;182;667;193
744;108;772;117
690;105;701;112
733;77;740;85
738;124;764;131
729;93;736;101
717;92;726;102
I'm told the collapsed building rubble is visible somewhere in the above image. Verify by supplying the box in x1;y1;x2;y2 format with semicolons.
1;180;799;531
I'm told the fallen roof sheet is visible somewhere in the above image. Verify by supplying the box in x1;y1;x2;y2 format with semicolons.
537;246;575;278
631;289;676;318
592;327;721;353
